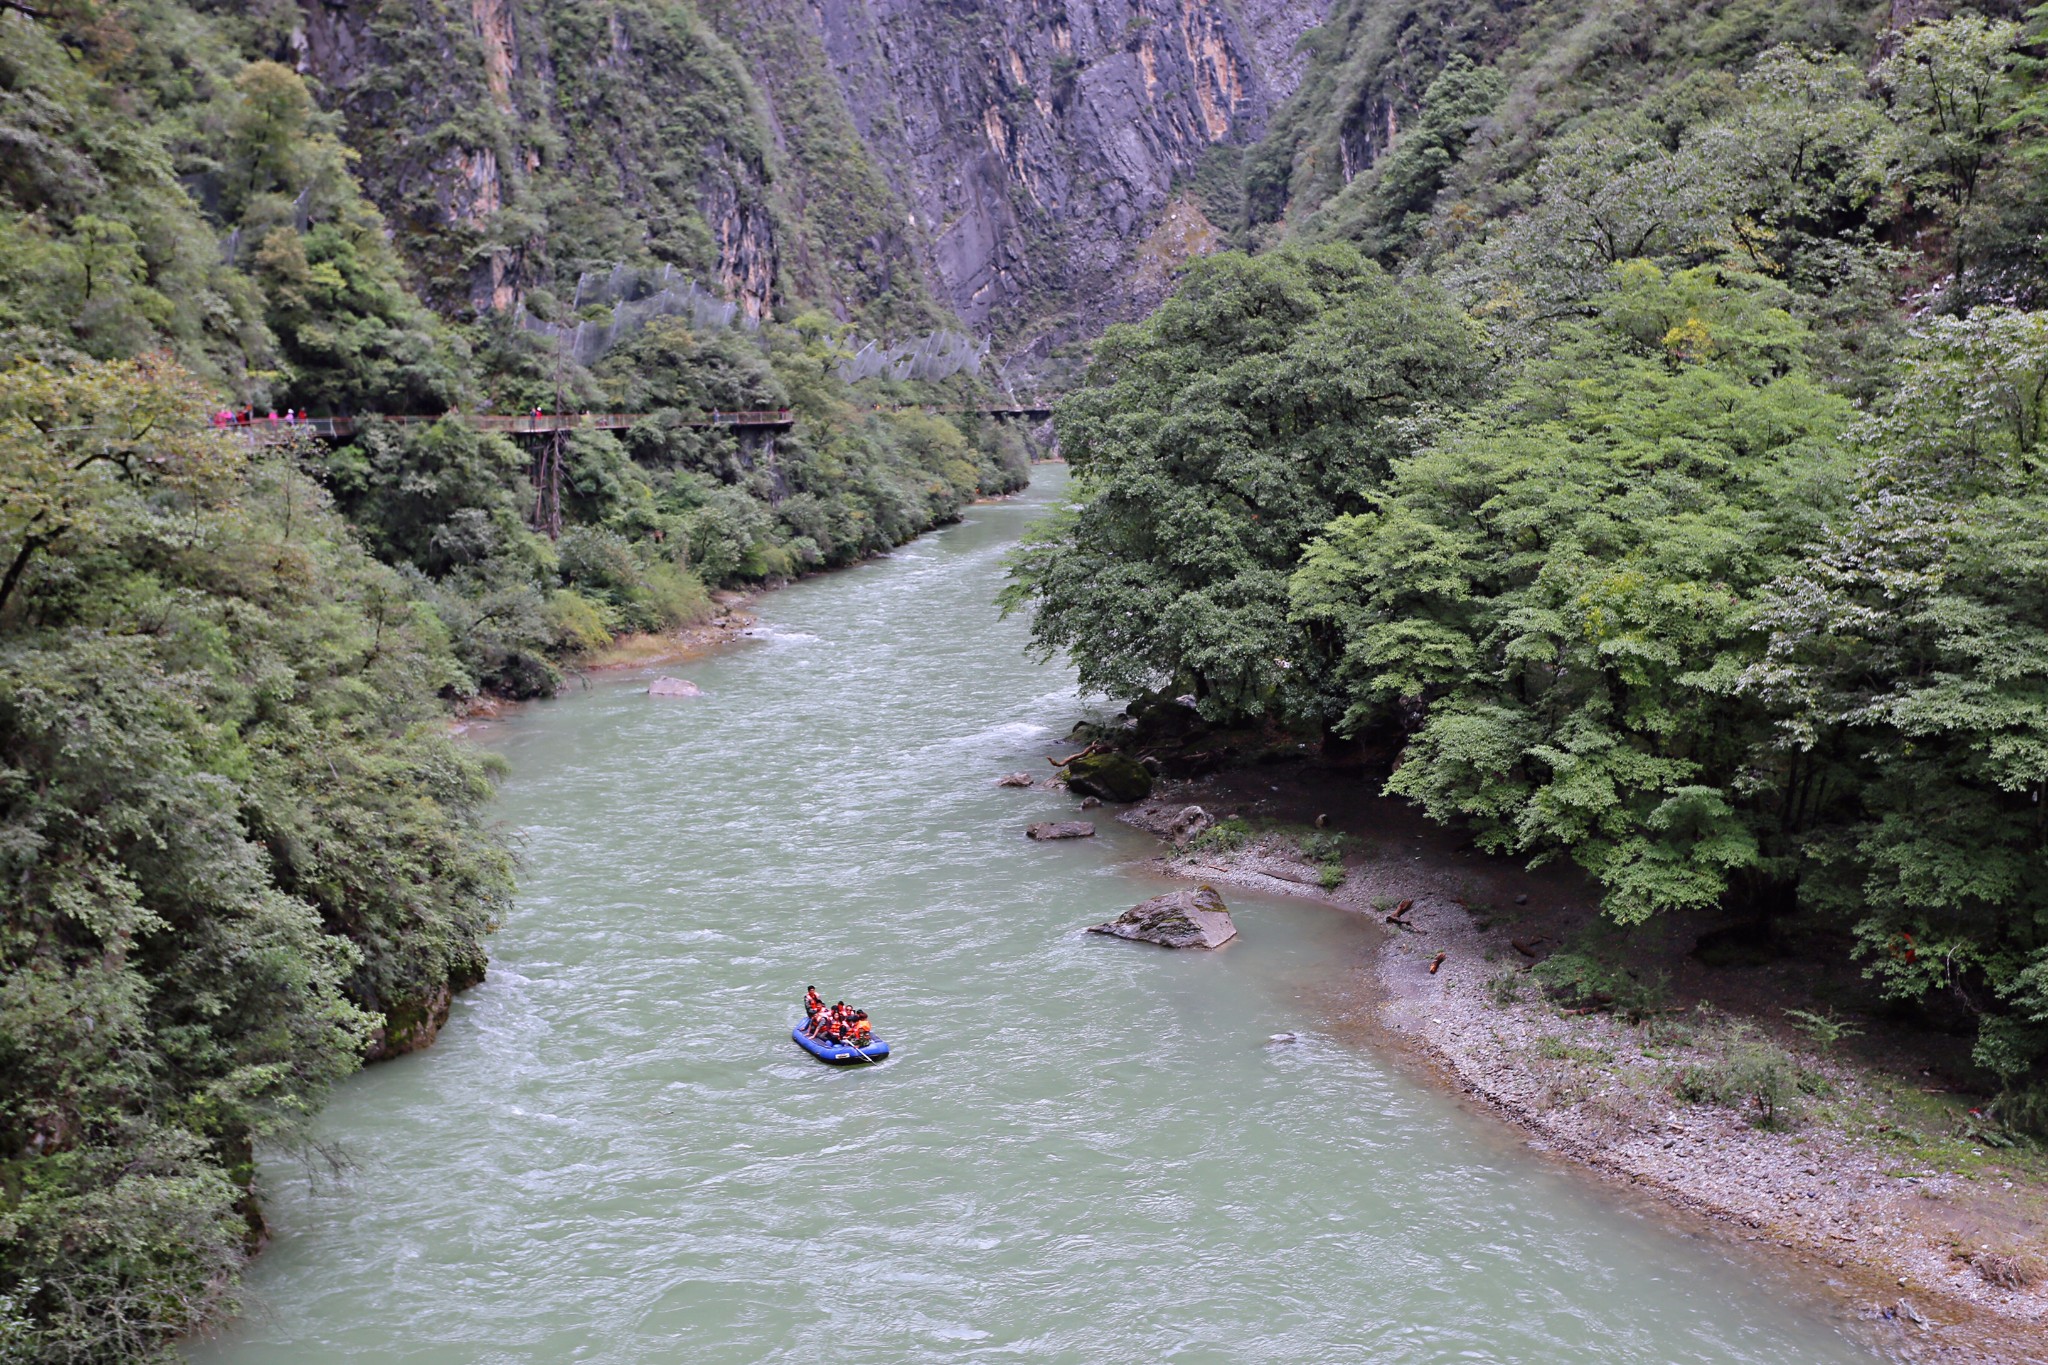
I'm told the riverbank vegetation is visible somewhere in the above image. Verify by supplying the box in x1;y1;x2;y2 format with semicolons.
0;357;511;1357
1010;6;2048;1137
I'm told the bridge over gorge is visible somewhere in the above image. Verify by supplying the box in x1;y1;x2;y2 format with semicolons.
230;402;1054;443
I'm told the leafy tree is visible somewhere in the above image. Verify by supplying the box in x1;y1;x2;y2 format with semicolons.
0;353;233;618
1740;307;2048;1105
1869;14;2026;301
1300;54;1507;260
1292;264;1855;922
1005;244;1483;727
0;11;274;380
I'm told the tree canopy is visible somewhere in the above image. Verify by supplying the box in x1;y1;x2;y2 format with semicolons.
1004;244;1483;727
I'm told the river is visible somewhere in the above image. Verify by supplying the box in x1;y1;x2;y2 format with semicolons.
190;469;1891;1363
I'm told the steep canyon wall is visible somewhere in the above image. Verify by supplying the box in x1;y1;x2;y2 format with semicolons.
285;0;1328;354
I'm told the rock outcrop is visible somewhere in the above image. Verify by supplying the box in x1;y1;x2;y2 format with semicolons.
1062;751;1154;802
1027;820;1097;840
291;0;790;320
1166;804;1215;845
1087;884;1236;948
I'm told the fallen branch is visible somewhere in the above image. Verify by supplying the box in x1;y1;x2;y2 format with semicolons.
1048;741;1107;768
1428;952;1446;975
1511;937;1544;959
1387;898;1415;922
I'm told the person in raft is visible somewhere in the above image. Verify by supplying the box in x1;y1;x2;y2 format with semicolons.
802;996;875;1045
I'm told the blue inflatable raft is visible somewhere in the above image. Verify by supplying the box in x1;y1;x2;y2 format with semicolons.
792;1026;889;1065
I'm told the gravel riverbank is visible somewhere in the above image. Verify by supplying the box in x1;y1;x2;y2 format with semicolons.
1114;780;2048;1364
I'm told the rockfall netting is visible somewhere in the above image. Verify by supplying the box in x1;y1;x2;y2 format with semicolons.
835;329;990;384
516;264;755;368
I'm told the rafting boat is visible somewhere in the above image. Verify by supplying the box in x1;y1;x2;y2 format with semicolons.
792;1026;889;1065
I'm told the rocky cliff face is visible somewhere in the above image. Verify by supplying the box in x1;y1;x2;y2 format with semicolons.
285;0;1327;353
716;0;1328;350
290;0;791;321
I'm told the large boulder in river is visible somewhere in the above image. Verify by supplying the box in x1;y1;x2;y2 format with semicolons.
1027;820;1096;840
1087;885;1237;948
1062;751;1153;802
648;676;703;697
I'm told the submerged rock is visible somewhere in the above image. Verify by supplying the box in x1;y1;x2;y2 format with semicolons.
648;676;703;697
1026;820;1096;840
1062;751;1154;802
995;772;1036;787
1087;884;1236;949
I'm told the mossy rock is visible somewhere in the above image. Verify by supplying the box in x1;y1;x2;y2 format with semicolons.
1063;751;1153;802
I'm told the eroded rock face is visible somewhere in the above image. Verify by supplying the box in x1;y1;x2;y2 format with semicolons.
1027;820;1097;840
364;983;453;1061
703;0;1332;347
1088;884;1236;948
291;0;784;319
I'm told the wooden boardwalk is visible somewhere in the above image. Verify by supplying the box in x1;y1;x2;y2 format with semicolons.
229;402;1052;444
233;409;793;442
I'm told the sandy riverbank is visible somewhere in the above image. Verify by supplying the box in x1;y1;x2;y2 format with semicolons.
1104;772;2048;1364
578;590;762;673
449;593;761;728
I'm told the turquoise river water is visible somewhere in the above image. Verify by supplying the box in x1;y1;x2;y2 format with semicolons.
189;469;1894;1363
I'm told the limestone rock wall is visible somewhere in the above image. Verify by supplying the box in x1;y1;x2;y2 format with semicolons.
286;0;1330;347
729;0;1330;347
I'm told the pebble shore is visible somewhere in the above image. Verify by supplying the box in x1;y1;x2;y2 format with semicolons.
1118;794;2048;1364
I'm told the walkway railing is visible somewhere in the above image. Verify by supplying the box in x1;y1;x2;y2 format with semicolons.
229;410;795;443
222;402;1053;445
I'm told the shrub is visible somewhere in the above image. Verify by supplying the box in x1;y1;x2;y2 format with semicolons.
1187;817;1251;853
1531;948;1671;1022
543;588;612;654
1296;830;1350;863
1671;1024;1802;1128
640;562;712;630
1784;1007;1863;1055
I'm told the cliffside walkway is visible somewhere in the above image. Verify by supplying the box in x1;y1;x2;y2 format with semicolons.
236;410;794;443
230;402;1053;445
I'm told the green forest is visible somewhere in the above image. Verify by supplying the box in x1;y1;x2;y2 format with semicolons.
1012;2;2048;1141
0;1;1022;1357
